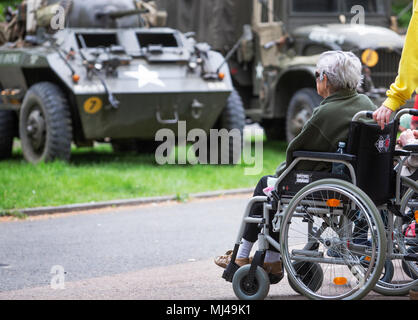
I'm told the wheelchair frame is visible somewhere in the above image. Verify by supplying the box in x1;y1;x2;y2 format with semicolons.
223;109;418;300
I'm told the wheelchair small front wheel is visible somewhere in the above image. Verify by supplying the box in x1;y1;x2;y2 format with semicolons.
232;265;270;300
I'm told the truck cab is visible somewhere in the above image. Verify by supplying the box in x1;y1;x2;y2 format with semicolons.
247;0;404;141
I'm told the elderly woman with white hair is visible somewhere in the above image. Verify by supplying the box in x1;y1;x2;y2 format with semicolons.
214;51;377;277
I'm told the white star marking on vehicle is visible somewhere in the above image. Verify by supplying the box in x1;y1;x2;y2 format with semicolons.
124;64;166;88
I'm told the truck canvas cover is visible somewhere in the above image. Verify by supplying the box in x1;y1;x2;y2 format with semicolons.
156;0;252;51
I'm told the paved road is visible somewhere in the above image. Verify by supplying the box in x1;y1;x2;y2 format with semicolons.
0;195;410;300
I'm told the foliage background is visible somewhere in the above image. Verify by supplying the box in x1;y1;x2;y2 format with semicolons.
0;0;21;22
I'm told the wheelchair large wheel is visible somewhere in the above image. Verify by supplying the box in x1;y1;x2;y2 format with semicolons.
280;179;386;300
373;188;418;296
232;265;270;300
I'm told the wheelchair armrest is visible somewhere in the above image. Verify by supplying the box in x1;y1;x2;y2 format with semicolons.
402;144;418;153
292;151;356;162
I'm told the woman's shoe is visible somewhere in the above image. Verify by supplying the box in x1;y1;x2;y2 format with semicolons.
214;250;250;268
263;260;283;277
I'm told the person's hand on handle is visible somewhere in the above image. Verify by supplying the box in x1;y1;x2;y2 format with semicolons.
373;105;393;130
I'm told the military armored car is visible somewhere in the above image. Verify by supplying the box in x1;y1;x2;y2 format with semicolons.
157;0;408;142
0;0;245;163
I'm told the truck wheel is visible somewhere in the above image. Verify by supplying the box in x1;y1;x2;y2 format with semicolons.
209;89;246;165
19;82;72;163
286;88;322;143
0;110;17;160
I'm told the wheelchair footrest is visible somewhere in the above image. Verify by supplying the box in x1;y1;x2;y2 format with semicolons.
222;262;240;282
404;253;418;262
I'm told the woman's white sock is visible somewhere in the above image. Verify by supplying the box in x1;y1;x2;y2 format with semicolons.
264;250;281;263
237;239;254;258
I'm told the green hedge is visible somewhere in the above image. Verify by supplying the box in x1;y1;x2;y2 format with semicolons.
0;0;22;22
392;3;413;28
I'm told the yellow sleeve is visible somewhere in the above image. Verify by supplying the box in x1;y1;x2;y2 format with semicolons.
383;5;418;111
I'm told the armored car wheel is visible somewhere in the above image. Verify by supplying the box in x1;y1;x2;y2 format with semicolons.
19;82;72;163
286;88;322;143
280;179;386;300
0;110;17;159
232;265;270;300
195;89;245;165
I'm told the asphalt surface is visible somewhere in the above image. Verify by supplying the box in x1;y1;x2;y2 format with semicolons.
0;195;411;300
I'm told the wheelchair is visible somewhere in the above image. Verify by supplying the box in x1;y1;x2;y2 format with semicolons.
222;108;418;300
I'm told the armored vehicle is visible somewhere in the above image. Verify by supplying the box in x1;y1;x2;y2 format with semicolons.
0;0;245;163
157;0;407;142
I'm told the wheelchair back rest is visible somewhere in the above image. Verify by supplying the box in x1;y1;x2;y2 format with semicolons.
346;119;398;205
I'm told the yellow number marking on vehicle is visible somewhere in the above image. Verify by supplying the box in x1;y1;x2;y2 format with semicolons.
83;97;103;114
361;49;379;68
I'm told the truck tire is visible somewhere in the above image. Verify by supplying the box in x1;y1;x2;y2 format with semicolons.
0;110;17;160
19;82;73;163
210;89;246;165
286;88;322;143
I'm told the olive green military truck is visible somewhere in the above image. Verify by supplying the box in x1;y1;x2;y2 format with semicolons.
157;0;407;142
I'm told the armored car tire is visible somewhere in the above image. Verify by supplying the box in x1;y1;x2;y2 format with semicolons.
280;179;386;300
212;89;246;165
286;88;322;143
0;110;17;160
19;82;72;163
193;89;245;165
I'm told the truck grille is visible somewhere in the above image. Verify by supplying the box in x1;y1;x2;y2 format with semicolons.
369;49;401;89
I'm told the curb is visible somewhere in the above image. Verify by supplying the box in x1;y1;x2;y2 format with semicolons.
12;188;254;216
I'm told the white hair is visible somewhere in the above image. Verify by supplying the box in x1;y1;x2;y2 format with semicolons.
316;51;363;91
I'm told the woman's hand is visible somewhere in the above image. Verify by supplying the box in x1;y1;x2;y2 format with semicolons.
373;105;393;130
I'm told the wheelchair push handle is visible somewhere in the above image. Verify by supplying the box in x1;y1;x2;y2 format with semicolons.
394;108;418;121
352;111;373;121
352;108;418;122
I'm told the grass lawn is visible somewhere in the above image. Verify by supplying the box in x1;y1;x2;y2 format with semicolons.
0;139;287;211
